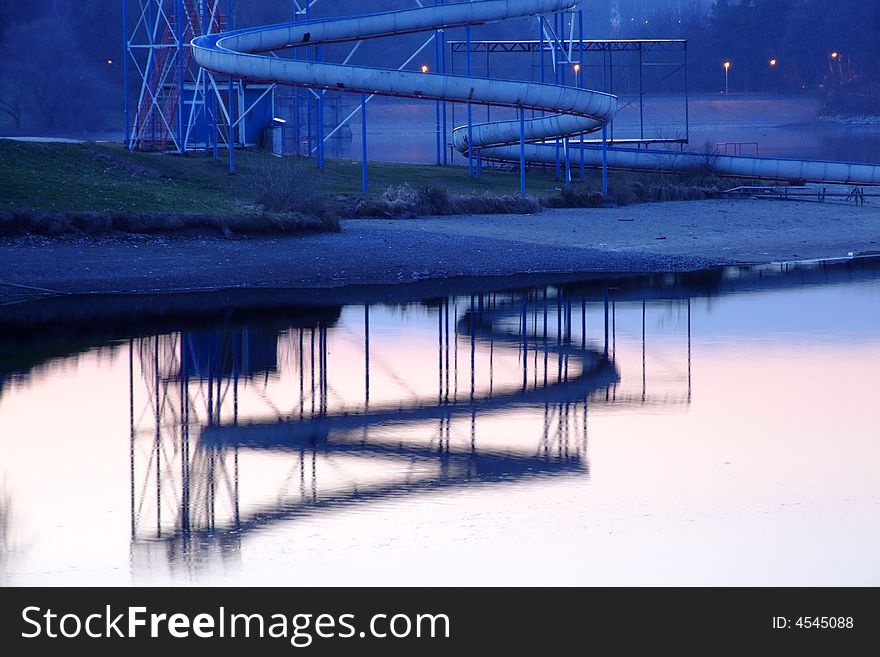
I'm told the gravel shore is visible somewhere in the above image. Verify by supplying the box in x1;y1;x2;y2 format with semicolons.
1;199;878;303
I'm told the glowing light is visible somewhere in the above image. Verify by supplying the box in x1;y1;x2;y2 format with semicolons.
831;51;839;59
420;64;429;73
573;64;581;74
769;58;777;67
724;61;731;70
107;59;113;65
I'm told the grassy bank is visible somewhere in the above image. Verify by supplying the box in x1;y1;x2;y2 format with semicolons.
0;139;738;237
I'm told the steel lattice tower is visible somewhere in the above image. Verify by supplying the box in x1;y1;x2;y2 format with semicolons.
124;0;227;152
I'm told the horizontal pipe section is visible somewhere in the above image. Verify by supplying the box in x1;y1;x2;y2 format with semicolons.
478;144;880;186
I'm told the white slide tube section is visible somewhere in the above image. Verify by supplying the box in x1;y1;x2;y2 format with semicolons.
192;0;880;186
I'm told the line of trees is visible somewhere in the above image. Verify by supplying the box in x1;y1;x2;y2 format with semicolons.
619;0;880;111
0;1;877;134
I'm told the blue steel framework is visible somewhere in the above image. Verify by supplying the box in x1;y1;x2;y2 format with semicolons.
124;0;275;169
448;36;690;193
125;2;684;196
125;0;229;153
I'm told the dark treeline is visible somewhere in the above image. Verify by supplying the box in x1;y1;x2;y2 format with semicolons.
0;0;877;134
619;0;880;111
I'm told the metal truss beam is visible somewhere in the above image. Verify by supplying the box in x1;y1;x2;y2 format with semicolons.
448;39;688;54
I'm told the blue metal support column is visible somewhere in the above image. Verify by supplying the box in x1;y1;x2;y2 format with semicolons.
564;137;571;189
539;17;545;85
604;287;609;360
227;0;235;174
519;109;526;197
123;0;130;147
601;123;608;197
213;89;219;159
638;43;644;140
202;0;210;153
538;15;545;171
466;25;474;177
684;40;690;144
434;0;442;165
441;0;447;166
293;3;301;157
228;82;236;172
609;49;614;143
361;94;368;194
317;44;325;171
175;0;185;154
578;8;585;181
293;90;301;156
553;12;561;181
306;2;312;159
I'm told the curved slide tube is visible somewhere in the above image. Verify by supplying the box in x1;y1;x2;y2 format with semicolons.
192;1;615;161
192;0;880;187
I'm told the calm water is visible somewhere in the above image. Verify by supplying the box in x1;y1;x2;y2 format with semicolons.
316;93;880;165
1;260;879;586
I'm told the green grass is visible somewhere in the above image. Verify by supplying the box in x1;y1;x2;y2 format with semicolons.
0;140;566;215
0;140;744;232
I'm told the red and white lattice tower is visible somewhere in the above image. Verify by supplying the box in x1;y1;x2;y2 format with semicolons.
125;1;226;152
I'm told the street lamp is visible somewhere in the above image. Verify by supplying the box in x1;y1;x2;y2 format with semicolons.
723;61;731;94
769;58;777;67
420;64;429;73
830;51;839;60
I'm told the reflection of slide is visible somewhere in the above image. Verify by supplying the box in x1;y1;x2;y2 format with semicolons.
192;0;880;186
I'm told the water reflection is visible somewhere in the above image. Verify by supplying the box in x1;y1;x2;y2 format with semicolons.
1;257;878;584
128;292;628;575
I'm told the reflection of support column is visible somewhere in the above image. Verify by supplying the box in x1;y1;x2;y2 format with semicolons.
154;338;161;537
612;301;616;361
603;287;609;359
642;300;646;402
298;329;304;419
543;290;549;387
521;296;528;390
437;301;443;405
581;299;586;350
364;305;370;410
470;296;476;403
129;340;135;539
687;298;692;403
310;329;315;417
181;341;190;537
444;299;450;405
453;298;459;403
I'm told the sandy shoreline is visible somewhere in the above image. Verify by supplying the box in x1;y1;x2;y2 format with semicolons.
1;199;878;304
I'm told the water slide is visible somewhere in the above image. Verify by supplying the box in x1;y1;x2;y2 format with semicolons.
192;0;880;186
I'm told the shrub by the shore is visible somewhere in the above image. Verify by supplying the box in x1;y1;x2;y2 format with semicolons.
0;209;340;238
545;177;723;209
350;184;541;218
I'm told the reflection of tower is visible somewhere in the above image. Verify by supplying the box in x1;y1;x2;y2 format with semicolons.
128;326;280;579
